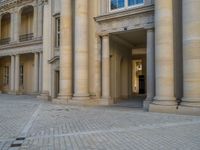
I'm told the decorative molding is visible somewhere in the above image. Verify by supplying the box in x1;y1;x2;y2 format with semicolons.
48;56;59;64
95;5;154;22
0;39;42;56
0;0;47;12
95;5;154;35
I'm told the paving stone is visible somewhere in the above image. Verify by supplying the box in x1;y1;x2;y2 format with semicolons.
0;94;200;150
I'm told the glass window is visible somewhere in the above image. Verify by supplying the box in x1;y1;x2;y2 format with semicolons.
128;0;144;6
111;0;125;10
55;17;60;48
110;0;144;11
20;65;24;86
3;66;9;85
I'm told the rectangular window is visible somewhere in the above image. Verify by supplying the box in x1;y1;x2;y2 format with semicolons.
110;0;144;11
111;0;125;10
3;66;9;85
20;65;24;86
128;0;144;6
55;17;60;48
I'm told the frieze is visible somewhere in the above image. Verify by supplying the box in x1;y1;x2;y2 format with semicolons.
0;39;42;56
95;5;154;34
0;0;46;12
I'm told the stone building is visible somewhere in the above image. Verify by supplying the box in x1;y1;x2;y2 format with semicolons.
0;0;199;115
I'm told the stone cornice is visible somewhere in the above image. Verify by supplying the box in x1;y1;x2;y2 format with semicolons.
0;38;43;56
95;5;154;22
0;38;42;50
0;0;47;12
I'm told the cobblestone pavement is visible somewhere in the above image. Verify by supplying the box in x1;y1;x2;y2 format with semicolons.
0;94;200;150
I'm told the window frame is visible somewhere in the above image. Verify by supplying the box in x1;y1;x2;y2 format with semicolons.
109;0;145;12
3;66;9;85
55;16;61;48
19;65;24;86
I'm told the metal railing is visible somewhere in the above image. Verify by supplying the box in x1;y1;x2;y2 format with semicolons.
0;37;10;45
19;33;34;42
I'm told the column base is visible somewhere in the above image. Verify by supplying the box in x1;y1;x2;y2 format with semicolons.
100;97;114;106
69;93;90;105
181;98;200;107
57;93;72;101
143;97;153;111
152;96;177;106
67;97;111;106
37;91;51;101
149;103;178;114
32;92;40;96
8;91;23;95
177;106;200;116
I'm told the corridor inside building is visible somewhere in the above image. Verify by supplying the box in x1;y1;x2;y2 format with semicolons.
110;29;147;108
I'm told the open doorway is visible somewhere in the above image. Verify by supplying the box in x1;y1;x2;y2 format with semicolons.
110;29;147;108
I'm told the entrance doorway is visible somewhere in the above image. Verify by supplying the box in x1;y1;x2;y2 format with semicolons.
110;29;147;108
55;70;60;98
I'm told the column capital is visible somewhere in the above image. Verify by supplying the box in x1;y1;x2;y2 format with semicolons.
144;24;154;31
98;33;109;37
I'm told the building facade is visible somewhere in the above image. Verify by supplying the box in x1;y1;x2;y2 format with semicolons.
0;0;199;115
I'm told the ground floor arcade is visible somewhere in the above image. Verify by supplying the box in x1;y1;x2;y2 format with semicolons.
0;52;42;95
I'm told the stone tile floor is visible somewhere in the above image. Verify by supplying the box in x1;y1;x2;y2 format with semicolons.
0;94;200;150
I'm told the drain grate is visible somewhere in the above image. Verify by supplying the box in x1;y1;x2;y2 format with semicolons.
10;143;22;147
9;137;26;148
16;137;25;141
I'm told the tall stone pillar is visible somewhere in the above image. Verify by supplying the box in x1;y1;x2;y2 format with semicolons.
11;10;20;42
73;0;89;100
37;2;51;100
101;35;110;104
39;52;43;92
10;55;15;92
144;28;155;110
181;0;200;108
0;15;2;39
95;36;102;99
14;54;20;93
37;4;43;38
149;0;177;112
58;0;73;100
34;52;39;93
33;5;38;38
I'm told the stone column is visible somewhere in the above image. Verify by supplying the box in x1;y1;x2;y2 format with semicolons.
33;5;38;38
37;4;43;38
10;55;15;92
73;0;89;100
95;36;102;98
39;52;43;92
0;15;2;39
14;54;20;93
10;12;15;42
144;28;155;110
181;0;200;107
37;2;51;100
11;10;20;42
34;52;39;93
150;0;177;109
102;35;110;102
58;0;73;100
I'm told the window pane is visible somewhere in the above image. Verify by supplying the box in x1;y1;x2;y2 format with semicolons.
111;0;125;10
128;0;144;6
136;0;144;4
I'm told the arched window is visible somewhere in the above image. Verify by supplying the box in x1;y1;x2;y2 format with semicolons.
0;13;11;45
20;5;34;41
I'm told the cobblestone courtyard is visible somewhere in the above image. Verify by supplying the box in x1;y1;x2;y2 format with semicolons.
0;95;200;150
